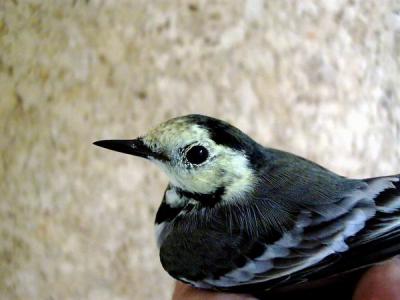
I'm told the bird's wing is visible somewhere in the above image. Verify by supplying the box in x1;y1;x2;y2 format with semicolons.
254;175;400;299
197;172;400;295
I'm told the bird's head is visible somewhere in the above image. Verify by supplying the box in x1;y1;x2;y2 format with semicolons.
94;115;264;204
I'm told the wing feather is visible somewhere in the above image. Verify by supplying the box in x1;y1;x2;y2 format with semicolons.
191;175;400;296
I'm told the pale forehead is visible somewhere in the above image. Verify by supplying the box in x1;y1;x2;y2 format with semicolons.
143;118;210;151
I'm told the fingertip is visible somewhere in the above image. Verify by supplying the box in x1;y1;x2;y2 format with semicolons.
353;257;400;300
172;281;256;300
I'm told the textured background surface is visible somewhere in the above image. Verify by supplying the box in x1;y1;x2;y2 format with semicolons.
1;1;400;299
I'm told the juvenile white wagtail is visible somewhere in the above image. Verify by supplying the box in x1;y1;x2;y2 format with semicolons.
94;114;400;299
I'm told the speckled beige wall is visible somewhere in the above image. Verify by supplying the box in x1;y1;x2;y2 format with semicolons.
1;1;399;299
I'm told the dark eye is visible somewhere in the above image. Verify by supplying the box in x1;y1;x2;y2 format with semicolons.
186;145;209;165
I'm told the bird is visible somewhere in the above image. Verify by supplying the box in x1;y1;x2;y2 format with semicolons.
94;114;400;300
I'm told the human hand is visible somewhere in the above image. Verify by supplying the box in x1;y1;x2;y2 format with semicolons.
172;281;255;300
172;258;400;300
353;257;400;300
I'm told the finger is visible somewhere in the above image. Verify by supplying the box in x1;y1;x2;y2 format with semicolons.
353;257;400;300
172;281;256;300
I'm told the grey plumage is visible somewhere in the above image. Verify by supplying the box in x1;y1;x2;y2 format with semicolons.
94;114;400;299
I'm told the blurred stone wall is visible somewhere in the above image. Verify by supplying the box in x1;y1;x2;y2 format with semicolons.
1;1;399;299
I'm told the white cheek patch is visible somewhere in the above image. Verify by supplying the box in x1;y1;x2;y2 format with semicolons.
221;151;255;202
147;124;256;200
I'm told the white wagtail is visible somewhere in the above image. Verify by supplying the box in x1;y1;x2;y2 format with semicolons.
94;114;400;299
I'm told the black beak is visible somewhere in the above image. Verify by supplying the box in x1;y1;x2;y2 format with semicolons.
93;138;167;161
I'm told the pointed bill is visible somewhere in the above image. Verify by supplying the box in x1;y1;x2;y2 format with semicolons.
93;138;168;161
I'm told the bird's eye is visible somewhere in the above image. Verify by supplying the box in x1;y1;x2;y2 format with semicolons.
185;145;209;165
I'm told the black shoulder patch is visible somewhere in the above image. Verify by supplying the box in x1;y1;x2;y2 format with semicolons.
155;189;183;224
155;200;184;224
